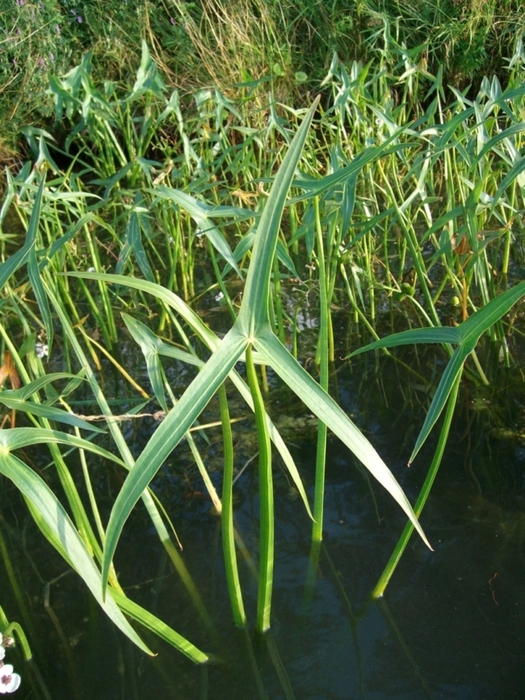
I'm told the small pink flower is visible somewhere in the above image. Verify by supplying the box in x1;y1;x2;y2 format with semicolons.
0;665;21;694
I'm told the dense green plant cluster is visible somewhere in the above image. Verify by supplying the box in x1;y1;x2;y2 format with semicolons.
1;40;525;665
2;0;525;158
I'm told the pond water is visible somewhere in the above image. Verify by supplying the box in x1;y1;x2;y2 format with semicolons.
1;338;524;699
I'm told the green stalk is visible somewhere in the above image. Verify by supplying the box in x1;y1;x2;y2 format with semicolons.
218;384;246;627
339;264;385;346
0;323;100;557
246;344;274;633
371;372;461;598
208;239;237;322
46;286;215;630
83;224;117;342
75;427;106;545
312;198;328;542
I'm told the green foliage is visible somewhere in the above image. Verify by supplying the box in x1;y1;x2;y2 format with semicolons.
2;0;525;157
1;40;525;664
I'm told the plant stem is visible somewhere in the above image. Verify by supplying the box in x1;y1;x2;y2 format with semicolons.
246;344;274;632
219;383;246;627
312;197;328;542
371;372;461;598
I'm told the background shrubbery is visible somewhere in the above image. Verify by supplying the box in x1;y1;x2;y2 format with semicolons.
1;0;524;159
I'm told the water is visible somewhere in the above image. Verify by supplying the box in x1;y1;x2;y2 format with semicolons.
1;344;524;699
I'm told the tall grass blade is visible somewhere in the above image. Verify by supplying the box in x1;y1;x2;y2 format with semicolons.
0;428;124;466
101;328;249;595
254;328;431;547
372;373;461;598
0;451;152;655
350;282;525;462
111;591;208;663
238;98;321;330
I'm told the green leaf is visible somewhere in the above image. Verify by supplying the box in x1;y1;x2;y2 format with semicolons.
0;452;152;655
0;178;44;290
255;329;431;548
408;347;468;463
352;282;525;463
101;328;250;596
239;98;320;330
112;590;208;664
117;194;154;282
5;372;84;401
0;428;125;466
0;392;104;433
348;327;462;355
122;313;169;412
150;187;254;278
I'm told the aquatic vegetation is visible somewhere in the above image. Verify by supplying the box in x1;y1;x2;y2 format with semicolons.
1;37;525;673
0;607;29;695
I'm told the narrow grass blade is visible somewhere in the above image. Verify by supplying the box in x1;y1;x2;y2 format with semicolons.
408;347;467;463
0;428;125;466
3;372;85;401
0;452;152;654
101;328;249;596
122;313;168;412
112;591;208;663
28;251;54;351
238;97;320;331
290;138;417;203
0;241;35;289
459;281;525;344
348;327;462;356
255;329;431;548
372;373;461;598
0;393;104;432
351;283;525;463
150;186;252;277
490;158;525;211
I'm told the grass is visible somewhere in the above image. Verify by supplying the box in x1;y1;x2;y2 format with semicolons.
1;6;525;668
2;0;525;153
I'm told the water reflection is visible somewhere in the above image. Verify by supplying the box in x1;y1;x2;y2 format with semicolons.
1;350;524;699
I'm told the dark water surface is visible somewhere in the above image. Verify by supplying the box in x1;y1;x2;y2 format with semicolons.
2;344;524;700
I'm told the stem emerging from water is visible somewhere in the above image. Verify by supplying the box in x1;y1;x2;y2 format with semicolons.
246;344;274;632
372;372;461;598
219;383;247;627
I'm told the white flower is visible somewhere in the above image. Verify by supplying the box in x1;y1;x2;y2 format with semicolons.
0;665;21;693
35;342;48;359
87;267;95;273
0;648;4;662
